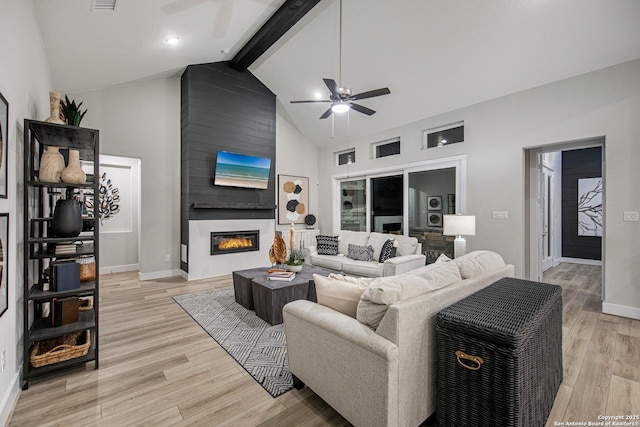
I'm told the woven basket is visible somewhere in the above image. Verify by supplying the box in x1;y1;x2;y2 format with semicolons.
30;330;90;368
78;297;93;311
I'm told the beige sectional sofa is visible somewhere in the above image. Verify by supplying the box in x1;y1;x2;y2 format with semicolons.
283;250;515;427
308;230;426;277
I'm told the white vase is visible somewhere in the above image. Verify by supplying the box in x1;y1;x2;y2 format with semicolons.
39;146;65;183
286;264;303;273
61;149;87;184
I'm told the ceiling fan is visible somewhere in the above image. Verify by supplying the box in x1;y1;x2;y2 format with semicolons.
290;0;390;119
291;79;390;119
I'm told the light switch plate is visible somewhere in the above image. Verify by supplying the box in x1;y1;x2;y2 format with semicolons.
623;211;639;222
492;211;508;220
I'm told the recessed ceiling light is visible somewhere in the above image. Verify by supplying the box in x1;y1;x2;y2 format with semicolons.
165;37;180;45
314;92;322;99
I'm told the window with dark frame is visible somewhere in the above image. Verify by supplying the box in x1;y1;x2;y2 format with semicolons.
337;150;356;166
375;138;401;158
424;123;464;149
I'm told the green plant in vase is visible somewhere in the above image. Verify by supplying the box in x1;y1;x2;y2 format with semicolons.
61;95;87;126
286;248;305;272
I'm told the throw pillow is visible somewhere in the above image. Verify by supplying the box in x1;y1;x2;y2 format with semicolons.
316;235;339;255
378;239;397;263
435;253;451;263
347;244;374;261
314;273;372;318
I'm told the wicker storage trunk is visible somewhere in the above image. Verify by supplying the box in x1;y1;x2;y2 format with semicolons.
436;277;562;427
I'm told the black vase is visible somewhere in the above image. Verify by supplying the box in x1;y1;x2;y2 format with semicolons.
52;198;83;237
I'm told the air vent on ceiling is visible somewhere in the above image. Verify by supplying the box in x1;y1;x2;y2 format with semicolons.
92;0;117;11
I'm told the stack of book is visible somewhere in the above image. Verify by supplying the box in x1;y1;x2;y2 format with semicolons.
266;270;296;281
55;244;77;255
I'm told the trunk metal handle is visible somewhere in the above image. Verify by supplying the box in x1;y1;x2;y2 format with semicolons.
455;350;484;371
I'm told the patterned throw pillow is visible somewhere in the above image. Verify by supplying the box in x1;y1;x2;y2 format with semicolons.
347;244;374;261
316;235;339;255
378;239;397;262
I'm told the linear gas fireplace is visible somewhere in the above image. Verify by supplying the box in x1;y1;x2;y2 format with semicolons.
211;230;260;255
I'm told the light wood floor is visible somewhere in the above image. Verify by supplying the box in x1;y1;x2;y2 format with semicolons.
8;263;640;426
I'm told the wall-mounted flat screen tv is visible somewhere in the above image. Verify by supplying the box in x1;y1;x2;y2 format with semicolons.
214;151;271;189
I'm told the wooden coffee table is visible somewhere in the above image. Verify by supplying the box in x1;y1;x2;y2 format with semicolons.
232;264;335;325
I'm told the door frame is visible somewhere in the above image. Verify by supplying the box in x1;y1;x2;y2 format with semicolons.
525;137;605;291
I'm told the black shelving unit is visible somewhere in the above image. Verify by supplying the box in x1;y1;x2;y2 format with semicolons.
22;119;100;389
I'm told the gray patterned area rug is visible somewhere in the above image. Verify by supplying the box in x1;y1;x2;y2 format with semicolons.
173;287;293;397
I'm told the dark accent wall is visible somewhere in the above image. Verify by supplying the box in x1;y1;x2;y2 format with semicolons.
181;62;276;272
561;146;602;260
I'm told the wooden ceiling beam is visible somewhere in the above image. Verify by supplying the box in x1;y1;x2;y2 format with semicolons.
230;0;321;72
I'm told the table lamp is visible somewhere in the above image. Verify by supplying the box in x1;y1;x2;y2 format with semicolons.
443;214;476;258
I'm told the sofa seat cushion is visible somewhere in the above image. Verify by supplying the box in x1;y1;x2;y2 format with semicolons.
314;273;375;317
453;250;506;279
357;262;462;329
309;253;344;271
341;258;384;277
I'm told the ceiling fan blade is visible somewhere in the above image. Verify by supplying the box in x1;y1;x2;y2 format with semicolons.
323;78;340;96
290;100;331;103
350;87;391;101
350;103;376;116
319;107;333;119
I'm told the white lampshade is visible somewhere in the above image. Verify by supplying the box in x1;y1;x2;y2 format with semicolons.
443;215;476;236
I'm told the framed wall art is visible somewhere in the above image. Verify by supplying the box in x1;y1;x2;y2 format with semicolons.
427;196;442;211
0;92;8;198
427;212;442;227
0;213;8;317
278;175;309;224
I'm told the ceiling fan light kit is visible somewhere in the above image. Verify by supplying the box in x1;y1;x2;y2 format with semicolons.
290;0;390;120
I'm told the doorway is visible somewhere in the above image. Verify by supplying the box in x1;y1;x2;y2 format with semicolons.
525;138;604;294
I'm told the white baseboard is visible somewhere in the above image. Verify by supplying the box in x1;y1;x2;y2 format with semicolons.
0;372;20;427
179;270;188;281
602;302;640;320
138;269;182;281
99;263;139;275
560;257;603;266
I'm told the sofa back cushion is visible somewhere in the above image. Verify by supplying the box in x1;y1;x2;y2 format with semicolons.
314;273;375;317
356;262;462;329
316;235;339;255
452;250;507;279
338;231;370;255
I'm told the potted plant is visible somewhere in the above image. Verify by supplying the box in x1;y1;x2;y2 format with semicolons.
60;95;87;127
286;248;305;272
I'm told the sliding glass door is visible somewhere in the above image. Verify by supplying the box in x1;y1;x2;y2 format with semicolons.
371;175;403;234
340;179;366;231
335;156;464;245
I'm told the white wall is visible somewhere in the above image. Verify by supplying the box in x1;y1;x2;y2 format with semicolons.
317;59;640;319
0;1;53;423
275;102;319;233
98;154;141;274
71;79;181;280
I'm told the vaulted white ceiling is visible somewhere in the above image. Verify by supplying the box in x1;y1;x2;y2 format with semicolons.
33;0;640;146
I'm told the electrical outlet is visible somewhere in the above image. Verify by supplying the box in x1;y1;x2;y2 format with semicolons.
1;349;5;372
165;254;171;262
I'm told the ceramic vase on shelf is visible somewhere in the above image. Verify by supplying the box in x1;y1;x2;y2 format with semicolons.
44;91;66;125
51;198;83;237
39;146;65;183
61;149;87;184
